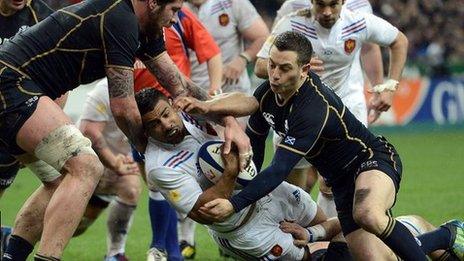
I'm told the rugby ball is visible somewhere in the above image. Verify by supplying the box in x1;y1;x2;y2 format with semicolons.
197;140;258;189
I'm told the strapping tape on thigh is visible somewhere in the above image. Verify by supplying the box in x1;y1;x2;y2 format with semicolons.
34;124;96;171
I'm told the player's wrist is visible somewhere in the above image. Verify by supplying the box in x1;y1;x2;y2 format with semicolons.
239;52;251;64
305;227;314;243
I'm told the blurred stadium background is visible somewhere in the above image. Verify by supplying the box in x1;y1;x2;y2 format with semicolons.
1;0;464;260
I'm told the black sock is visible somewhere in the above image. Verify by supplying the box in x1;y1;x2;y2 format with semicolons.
2;235;34;261
379;217;427;261
34;253;61;261
417;226;452;254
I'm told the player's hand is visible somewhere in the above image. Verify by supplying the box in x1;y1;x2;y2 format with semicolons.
368;90;395;113
208;87;222;97
223;56;246;86
279;221;310;247
222;117;252;171
199;198;234;222
221;145;240;178
114;154;139;176
368;79;398;112
174;96;210;115
310;57;324;74
367;106;382;124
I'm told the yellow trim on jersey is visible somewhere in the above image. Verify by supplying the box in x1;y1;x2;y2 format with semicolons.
381;138;398;171
19;0;123;69
78;51;88;83
100;13;107;65
16;76;42;95
0;60;30;79
58;9;84;21
56;48;101;52
0;159;19;167
27;0;39;23
259;88;272;112
104;64;134;71
309;78;372;158
277;143;306;156
140;51;167;64
0;67;8;110
246;122;267;136
306;139;326;159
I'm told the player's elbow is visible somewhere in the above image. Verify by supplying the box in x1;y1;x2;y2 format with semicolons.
391;31;409;52
188;211;213;225
254;58;269;79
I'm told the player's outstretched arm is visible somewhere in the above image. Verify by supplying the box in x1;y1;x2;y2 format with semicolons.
106;67;146;152
143;52;209;101
80;120;139;176
174;92;259;118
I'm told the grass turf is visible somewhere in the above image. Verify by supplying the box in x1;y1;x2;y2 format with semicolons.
1;128;463;260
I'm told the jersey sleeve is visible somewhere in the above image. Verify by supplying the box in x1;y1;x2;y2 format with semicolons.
344;0;372;14
233;0;260;32
102;5;139;69
146;166;202;219
80;79;112;122
257;16;291;59
31;0;54;21
247;82;271;136
363;13;399;46
274;1;294;24
277;94;328;156
179;8;220;64
136;34;167;62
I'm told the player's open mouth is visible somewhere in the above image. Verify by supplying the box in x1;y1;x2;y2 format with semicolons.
167;128;178;138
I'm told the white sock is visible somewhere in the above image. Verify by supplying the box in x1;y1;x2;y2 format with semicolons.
106;199;136;256
316;191;337;218
177;217;196;246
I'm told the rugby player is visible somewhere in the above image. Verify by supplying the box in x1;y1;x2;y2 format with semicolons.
136;87;343;260
174;31;464;260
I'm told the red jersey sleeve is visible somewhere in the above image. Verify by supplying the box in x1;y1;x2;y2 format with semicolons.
178;7;220;64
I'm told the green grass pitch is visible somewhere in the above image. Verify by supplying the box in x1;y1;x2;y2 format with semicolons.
1;128;463;260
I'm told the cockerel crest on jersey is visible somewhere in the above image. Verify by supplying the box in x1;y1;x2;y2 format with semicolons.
344;39;356;54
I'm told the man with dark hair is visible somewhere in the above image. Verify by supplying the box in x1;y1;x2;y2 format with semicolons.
174;31;464;260
135;87;342;261
0;0;249;260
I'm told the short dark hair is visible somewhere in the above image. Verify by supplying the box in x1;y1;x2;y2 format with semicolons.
135;88;169;116
272;31;313;65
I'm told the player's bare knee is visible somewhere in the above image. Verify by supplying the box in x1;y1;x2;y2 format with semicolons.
353;208;384;234
119;185;141;205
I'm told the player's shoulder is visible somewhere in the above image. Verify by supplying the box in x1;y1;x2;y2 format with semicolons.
340;8;368;24
28;0;54;17
344;0;372;14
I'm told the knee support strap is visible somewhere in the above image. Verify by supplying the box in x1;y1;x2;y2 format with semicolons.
34;124;96;171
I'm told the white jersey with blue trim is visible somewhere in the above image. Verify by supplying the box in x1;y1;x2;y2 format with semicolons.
144;112;252;231
185;0;260;93
274;0;372;26
145;113;319;260
259;8;398;108
78;78;130;156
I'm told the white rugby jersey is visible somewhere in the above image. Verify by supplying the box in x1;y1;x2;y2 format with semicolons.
258;9;398;100
275;0;372;24
78;79;130;155
185;0;260;93
144;112;253;232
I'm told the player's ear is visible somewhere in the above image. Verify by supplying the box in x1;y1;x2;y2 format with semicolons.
302;62;311;75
